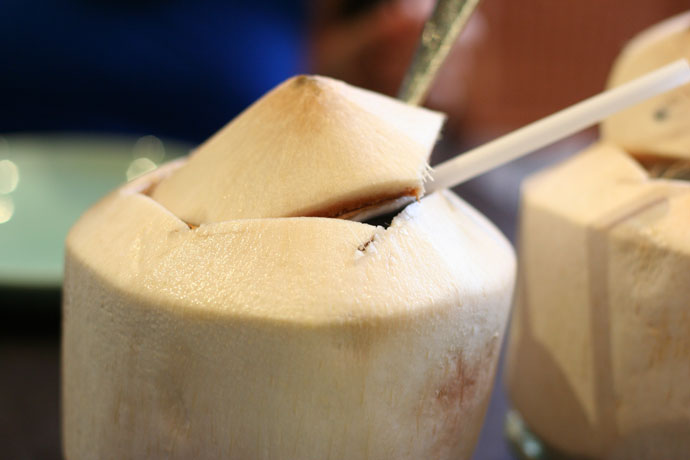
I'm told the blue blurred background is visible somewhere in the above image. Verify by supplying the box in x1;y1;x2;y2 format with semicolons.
0;0;306;143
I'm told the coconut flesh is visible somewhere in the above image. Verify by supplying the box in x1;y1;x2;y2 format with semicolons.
505;12;690;459
62;76;516;459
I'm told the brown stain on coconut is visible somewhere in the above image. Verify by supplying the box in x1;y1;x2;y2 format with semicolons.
292;75;315;87
292;75;323;95
428;337;500;457
436;354;478;409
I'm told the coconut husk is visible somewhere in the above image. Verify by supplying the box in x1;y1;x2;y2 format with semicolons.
151;75;445;225
507;12;690;458
506;142;690;459
63;165;515;459
602;12;690;161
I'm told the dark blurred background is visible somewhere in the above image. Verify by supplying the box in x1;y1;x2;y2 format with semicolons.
1;0;688;458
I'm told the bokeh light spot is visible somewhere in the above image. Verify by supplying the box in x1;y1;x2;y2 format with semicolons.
0;159;19;194
0;195;15;224
127;157;158;181
133;135;166;163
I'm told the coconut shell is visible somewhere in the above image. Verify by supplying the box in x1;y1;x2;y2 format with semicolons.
507;14;690;457
505;142;690;459
62;165;515;459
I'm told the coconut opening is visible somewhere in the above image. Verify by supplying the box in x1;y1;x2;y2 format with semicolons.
632;153;690;181
361;205;407;229
292;189;420;220
136;158;418;230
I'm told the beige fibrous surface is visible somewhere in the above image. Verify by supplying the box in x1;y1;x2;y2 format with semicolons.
507;12;690;460
63;76;516;460
603;11;690;161
151;75;444;224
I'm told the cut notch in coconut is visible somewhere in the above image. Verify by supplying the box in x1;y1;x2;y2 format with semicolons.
633;153;690;180
151;75;445;225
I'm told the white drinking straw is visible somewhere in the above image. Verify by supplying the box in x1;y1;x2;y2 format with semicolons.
427;59;690;192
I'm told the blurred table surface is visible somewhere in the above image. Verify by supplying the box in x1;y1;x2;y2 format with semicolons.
0;133;594;460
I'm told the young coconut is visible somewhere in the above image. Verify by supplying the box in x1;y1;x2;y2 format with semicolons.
505;13;690;460
62;76;516;459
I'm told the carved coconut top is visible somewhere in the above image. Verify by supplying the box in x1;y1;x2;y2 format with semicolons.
151;75;445;225
603;12;690;161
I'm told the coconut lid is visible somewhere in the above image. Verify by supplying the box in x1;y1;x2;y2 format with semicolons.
602;12;690;161
151;75;445;225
